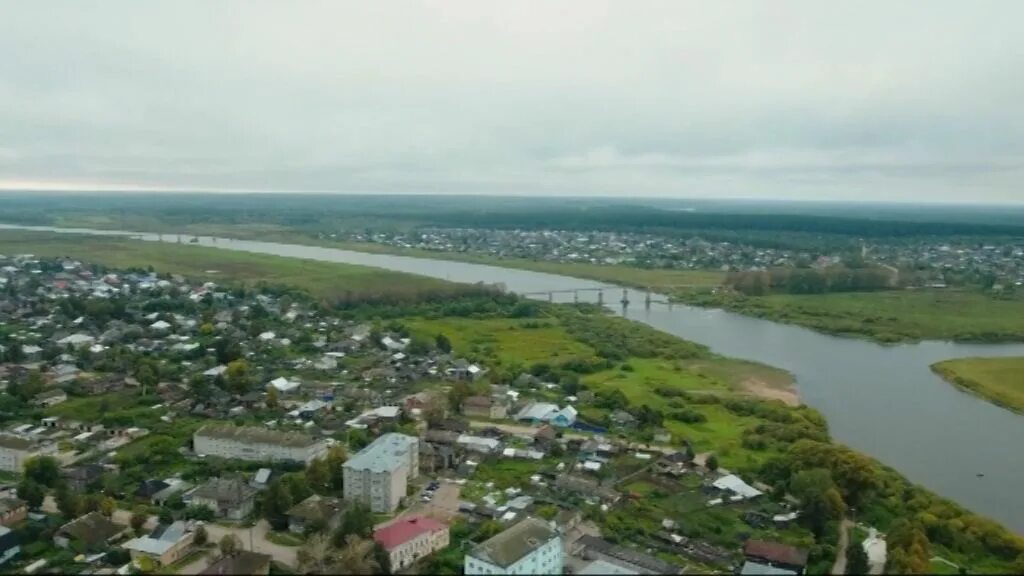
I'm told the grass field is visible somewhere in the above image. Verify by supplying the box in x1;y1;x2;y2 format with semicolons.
0;230;459;303
678;289;1024;343
931;357;1024;414
409;314;798;470
405;317;596;367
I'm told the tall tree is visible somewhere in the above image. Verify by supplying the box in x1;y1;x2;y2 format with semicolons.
219;534;241;557
886;519;931;574
130;508;149;535
325;445;348;493
306;458;330;495
263;479;294;531
846;540;869;575
333;504;373;545
335;535;381;575
16;479;44;509
23;456;61;487
55;486;80;518
790;468;846;537
298;533;334;574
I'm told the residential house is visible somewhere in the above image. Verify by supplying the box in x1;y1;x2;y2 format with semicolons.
33;389;67;408
573;535;683;575
654;451;692;476
419;441;458;475
343;433;419;513
743;540;809;574
450;359;485;381
374;517;449;571
515;402;559;423
652;429;672;444
0;498;26;527
464;517;563;575
287;495;346;534
136;479;171;500
54;512;128;551
150;480;192;507
0;526;17;565
0;433;57;474
553;475;620;504
461;395;508;420
577;559;641;575
193;424;330;464
533;425;558;447
549;406;578;428
200;551;272;576
610;410;637;429
62;464;106;492
122;522;194;567
190;477;258;520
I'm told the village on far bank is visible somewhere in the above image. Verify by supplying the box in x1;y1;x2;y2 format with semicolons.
0;253;889;575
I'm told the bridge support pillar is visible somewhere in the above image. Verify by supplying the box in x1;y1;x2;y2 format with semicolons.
573;290;579;304
548;292;554;303
620;288;630;307
597;290;604;305
645;289;652;308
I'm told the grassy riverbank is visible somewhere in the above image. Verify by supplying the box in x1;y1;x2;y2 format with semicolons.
0;230;466;304
676;289;1024;343
931;357;1024;413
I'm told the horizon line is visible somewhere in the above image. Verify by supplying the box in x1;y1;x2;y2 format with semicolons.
2;188;1023;208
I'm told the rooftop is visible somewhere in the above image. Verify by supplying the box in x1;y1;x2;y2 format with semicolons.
744;540;809;568
200;551;272;575
343;433;417;474
58;512;125;547
192;477;257;505
0;433;38;451
374;516;447;551
287;494;345;523
195;424;321;449
469;517;557;568
122;522;189;556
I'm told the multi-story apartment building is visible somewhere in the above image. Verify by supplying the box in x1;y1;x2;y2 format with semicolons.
464;517;563;575
192;425;329;464
342;433;418;513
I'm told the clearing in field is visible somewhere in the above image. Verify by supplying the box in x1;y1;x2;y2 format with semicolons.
931;357;1024;414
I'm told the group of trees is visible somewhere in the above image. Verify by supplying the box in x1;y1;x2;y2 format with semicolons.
17;456;117;520
757;439;1024;573
725;267;893;296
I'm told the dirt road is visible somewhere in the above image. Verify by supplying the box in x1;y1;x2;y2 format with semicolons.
832;518;854;575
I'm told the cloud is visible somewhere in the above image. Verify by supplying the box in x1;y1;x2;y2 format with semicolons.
0;0;1023;202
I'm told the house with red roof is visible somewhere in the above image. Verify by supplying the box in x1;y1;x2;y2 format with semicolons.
373;516;449;571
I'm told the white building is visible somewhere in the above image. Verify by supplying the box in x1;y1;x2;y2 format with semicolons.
464;517;563;575
0;434;57;473
343;433;419;513
193;425;329;464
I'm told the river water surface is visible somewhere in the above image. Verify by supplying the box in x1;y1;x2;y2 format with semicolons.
4;224;1023;532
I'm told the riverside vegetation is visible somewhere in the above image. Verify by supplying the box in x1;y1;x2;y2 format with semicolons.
931;357;1024;414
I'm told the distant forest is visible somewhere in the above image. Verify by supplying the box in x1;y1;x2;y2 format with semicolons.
3;193;1024;250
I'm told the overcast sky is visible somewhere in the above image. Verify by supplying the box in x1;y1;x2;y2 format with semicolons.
1;1;1023;203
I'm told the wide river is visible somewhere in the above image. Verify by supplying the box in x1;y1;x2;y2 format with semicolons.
4;224;1024;532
